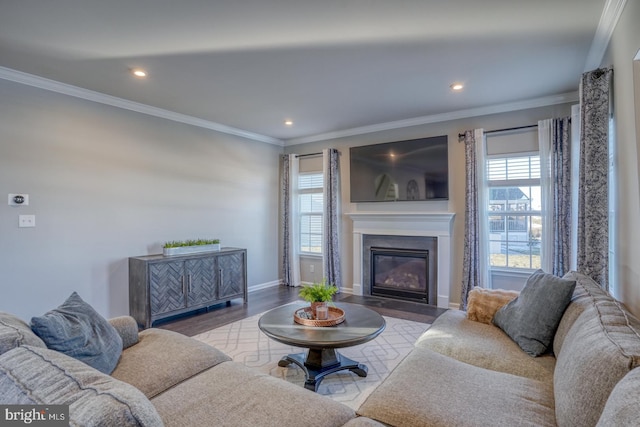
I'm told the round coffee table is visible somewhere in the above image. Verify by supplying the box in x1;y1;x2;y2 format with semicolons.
258;302;386;392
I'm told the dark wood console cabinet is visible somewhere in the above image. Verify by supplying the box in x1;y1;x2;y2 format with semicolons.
129;248;247;328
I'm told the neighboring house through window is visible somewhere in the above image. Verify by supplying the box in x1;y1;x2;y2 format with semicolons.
487;155;542;270
483;128;541;290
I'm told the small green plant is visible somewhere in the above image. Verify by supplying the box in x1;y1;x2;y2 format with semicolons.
298;279;338;303
163;239;220;248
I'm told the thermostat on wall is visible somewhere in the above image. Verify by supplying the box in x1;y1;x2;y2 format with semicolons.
8;194;29;206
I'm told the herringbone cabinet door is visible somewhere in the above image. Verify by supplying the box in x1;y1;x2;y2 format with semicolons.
218;252;245;298
150;261;185;315
186;257;216;306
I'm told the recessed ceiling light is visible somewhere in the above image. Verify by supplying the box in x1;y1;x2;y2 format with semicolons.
450;83;464;91
284;120;294;126
131;68;147;78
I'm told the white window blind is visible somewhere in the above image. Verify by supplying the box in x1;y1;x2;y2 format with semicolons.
299;172;323;254
487;156;540;181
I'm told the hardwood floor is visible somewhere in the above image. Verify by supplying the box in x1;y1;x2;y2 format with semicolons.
157;286;447;337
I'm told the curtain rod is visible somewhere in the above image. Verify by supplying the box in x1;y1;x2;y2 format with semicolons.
296;150;343;158
296;152;322;158
457;124;538;141
288;151;342;159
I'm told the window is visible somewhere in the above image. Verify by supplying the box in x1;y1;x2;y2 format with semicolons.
486;155;542;270
299;172;323;254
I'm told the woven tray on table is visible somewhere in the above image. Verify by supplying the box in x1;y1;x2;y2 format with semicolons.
293;306;345;327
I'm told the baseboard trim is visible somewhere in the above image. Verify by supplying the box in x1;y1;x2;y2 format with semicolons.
248;280;282;292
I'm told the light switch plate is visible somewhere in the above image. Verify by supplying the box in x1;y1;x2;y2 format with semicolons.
19;215;35;227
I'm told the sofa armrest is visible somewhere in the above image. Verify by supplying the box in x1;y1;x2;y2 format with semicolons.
108;316;139;349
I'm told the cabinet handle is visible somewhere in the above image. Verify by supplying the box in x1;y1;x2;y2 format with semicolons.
181;275;186;295
219;268;224;284
187;274;192;293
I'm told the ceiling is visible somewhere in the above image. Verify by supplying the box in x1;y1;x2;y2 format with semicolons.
0;0;609;145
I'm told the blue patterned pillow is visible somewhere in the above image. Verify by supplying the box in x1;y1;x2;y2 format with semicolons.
30;292;123;374
493;270;576;356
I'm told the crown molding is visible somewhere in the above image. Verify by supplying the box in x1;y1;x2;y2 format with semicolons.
0;66;284;146
0;65;580;148
584;0;627;71
284;92;579;146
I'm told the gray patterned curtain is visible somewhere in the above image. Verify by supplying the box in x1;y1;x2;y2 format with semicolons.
460;130;480;309
280;154;292;286
541;117;573;276
322;148;342;290
577;67;613;290
552;118;572;276
280;154;300;287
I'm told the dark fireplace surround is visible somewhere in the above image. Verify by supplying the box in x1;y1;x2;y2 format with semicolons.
362;235;437;305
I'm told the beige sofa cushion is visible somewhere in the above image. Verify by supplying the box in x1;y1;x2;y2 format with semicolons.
554;271;613;355
415;310;555;382
108;316;140;349
111;328;231;398
554;291;640;427
0;312;46;355
358;347;555;427
0;345;163;426
342;417;388;427
598;368;640;427
151;361;356;427
597;367;640;426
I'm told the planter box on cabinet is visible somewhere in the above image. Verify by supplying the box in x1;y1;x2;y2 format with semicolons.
129;248;247;329
162;243;221;256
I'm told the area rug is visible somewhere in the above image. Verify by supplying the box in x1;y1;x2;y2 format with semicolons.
193;303;431;409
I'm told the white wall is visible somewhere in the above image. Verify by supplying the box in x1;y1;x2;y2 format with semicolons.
285;104;573;307
0;80;281;321
602;0;640;316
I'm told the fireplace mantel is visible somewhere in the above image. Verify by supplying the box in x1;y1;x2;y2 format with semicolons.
346;211;455;309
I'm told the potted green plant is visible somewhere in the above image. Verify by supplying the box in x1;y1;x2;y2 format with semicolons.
299;279;338;319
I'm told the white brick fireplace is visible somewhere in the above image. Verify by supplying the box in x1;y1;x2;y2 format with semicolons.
346;212;455;309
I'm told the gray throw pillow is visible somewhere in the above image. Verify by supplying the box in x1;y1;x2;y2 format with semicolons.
493;270;576;356
30;292;123;374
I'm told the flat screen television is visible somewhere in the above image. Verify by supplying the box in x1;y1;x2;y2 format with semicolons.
349;135;448;202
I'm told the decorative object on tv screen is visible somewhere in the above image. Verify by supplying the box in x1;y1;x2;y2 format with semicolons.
349;135;448;202
406;180;419;200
